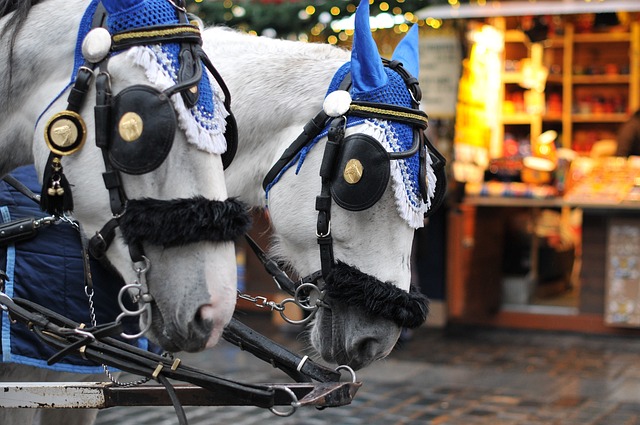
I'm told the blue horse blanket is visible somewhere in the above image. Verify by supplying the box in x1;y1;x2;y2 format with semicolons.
0;165;147;373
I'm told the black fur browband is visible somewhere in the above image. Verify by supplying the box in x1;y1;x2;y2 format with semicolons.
119;196;251;248
325;261;429;329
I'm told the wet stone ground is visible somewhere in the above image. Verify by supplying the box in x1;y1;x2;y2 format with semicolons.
95;314;640;425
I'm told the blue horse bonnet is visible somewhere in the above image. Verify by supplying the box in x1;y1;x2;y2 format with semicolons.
60;0;224;154
266;62;426;225
104;0;219;140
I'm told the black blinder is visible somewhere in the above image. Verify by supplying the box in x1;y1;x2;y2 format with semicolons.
330;133;390;212
221;113;238;170
109;85;176;175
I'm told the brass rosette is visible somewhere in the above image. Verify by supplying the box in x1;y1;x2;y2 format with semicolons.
44;111;87;155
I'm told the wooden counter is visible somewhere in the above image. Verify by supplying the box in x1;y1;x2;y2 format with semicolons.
447;196;640;334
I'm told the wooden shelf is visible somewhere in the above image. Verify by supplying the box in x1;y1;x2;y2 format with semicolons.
502;114;533;125
542;37;564;48
546;74;564;84
573;31;631;43
542;114;563;122
504;29;527;43
502;72;523;84
572;113;628;123
496;20;639;153
572;75;631;84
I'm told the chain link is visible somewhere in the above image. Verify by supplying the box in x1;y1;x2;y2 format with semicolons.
78;227;150;387
236;291;285;312
236;283;326;326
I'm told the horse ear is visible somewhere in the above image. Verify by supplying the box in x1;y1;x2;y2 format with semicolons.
351;0;388;93
392;25;420;78
102;0;140;14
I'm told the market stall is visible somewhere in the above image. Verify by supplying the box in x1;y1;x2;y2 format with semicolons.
418;0;640;333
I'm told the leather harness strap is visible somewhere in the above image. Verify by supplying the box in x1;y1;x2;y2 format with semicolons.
0;295;277;405
223;318;341;384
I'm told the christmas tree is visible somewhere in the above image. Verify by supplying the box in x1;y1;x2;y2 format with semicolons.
189;0;450;42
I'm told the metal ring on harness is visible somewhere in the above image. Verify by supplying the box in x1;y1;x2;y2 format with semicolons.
277;282;326;325
269;385;301;417
116;283;153;339
294;282;325;311
336;365;357;383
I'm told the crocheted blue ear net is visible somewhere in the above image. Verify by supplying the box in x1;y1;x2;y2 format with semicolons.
102;0;139;13
264;1;432;227
104;0;220;147
265;64;425;224
329;65;426;222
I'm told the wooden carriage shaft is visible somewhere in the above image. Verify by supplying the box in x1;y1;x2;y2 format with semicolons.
0;382;360;409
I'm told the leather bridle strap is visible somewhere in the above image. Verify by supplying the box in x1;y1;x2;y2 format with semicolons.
262;110;329;192
243;235;298;295
2;174;40;204
315;117;347;280
110;24;202;51
348;101;428;130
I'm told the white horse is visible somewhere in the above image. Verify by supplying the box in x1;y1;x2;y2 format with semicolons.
0;0;244;423
204;0;445;371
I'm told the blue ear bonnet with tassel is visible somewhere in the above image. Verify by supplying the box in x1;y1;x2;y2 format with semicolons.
265;61;427;227
278;62;424;223
64;0;225;154
263;1;434;227
326;62;415;149
327;62;421;207
104;0;218;141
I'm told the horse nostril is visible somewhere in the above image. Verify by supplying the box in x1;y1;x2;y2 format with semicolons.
194;304;215;331
348;337;381;370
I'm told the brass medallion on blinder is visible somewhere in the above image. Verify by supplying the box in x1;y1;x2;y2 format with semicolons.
343;159;364;184
118;112;144;142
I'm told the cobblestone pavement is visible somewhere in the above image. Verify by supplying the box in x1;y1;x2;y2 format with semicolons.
94;314;640;425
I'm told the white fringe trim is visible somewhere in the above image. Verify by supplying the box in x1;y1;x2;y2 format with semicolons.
125;46;229;154
360;120;437;229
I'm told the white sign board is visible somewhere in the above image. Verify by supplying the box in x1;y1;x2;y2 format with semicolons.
419;34;462;118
